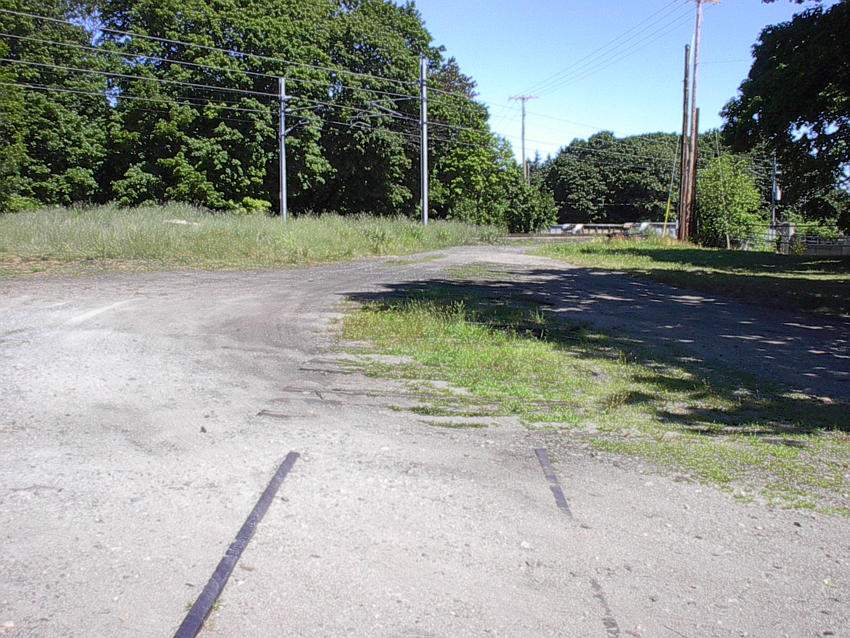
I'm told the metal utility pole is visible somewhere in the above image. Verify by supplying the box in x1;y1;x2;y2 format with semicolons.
510;95;538;182
677;44;691;241
419;55;429;225
278;77;288;221
771;153;779;226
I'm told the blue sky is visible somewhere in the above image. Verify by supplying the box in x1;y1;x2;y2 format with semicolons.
415;0;835;162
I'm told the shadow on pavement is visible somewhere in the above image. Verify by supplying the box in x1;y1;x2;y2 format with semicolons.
586;246;850;317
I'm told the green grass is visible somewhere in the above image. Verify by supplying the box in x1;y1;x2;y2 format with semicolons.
539;238;850;317
343;280;850;514
0;203;500;276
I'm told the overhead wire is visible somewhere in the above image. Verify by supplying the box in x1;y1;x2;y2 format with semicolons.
1;7;726;174
0;31;279;81
0;56;279;98
521;0;689;95
0;7;453;96
0;80;273;114
1;29;487;108
533;9;695;96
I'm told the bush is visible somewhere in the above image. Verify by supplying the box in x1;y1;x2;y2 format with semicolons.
232;197;272;216
696;154;766;247
782;209;841;239
505;179;558;233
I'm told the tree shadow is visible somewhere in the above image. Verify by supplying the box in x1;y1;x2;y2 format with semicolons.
344;265;850;437
612;245;850;275
584;246;850;316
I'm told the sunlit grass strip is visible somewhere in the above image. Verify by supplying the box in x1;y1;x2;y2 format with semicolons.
343;297;850;514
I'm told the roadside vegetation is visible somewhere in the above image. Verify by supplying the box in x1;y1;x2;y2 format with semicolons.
0;204;499;275
539;239;850;318
343;268;849;515
0;1;555;233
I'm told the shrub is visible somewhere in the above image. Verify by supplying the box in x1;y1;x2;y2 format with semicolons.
505;179;558;233
696;154;766;247
232;197;272;216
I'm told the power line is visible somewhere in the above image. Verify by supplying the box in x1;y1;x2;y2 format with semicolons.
0;56;279;99
0;8;428;94
2;24;482;108
0;80;273;114
1;30;427;102
521;0;688;95
2;79;493;153
0;31;279;82
533;9;695;96
2;54;489;139
504;105;684;149
522;0;686;94
0;8;495;105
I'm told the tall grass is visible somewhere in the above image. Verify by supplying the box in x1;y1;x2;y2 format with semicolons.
0;204;500;271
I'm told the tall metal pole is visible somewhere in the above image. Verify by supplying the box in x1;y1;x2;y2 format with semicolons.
419;55;428;225
521;99;527;181
510;95;538;183
771;152;778;226
278;77;288;221
678;44;691;241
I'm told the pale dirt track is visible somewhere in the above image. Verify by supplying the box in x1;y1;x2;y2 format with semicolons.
1;245;848;638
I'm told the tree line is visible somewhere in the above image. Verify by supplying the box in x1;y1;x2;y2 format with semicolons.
1;0;846;242
0;0;556;231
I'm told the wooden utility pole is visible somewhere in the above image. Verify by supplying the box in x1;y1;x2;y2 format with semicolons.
509;95;537;182
688;108;700;238
419;55;429;225
683;0;718;239
677;44;691;241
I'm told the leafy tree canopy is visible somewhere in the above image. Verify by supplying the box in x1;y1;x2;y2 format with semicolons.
722;1;849;228
0;0;554;231
540;131;685;224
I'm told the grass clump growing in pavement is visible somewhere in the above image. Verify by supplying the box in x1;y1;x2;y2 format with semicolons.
538;238;850;317
0;203;500;276
343;280;850;514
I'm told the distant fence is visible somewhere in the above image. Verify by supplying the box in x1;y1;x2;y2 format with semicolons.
547;222;848;256
780;235;850;257
548;222;678;238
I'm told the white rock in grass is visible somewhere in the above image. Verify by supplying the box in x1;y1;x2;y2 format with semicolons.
164;219;199;226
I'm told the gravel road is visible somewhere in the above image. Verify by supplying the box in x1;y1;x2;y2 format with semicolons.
1;246;847;637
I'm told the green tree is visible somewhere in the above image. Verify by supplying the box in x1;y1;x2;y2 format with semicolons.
1;0;109;209
541;131;682;224
3;0;541;222
722;2;849;228
695;154;766;248
0;39;25;211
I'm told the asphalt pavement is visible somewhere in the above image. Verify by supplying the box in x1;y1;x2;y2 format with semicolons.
1;246;847;637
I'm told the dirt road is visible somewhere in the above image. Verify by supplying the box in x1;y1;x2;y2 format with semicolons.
1;246;847;637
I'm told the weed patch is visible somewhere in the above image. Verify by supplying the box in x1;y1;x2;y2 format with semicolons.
343;281;850;514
